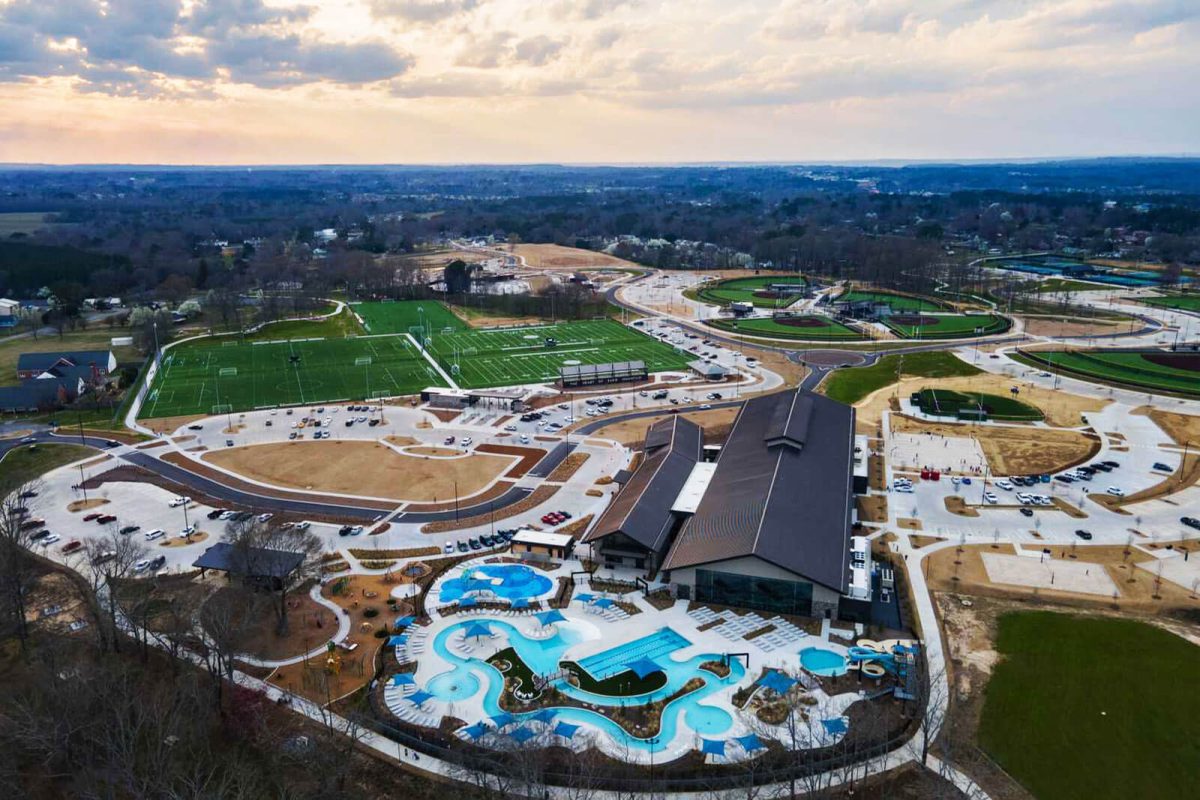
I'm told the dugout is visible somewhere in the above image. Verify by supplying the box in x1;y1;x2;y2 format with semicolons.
559;360;648;388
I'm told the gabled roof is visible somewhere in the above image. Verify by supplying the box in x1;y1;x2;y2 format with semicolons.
583;415;701;554
0;381;68;411
193;542;304;579
16;350;112;373
663;389;855;592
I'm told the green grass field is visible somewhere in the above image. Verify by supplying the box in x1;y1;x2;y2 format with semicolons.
140;308;690;417
691;275;807;308
428;319;691;388
351;300;467;336
0;443;95;496
822;350;981;404
142;335;443;417
1016;349;1200;397
707;315;864;340
979;612;1200;800
838;290;944;312
1137;294;1200;312
914;388;1043;420
883;313;1011;339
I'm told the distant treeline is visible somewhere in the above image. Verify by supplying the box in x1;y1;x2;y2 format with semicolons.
0;241;130;295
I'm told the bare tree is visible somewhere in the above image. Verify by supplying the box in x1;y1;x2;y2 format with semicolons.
0;479;44;649
76;529;148;654
222;518;324;636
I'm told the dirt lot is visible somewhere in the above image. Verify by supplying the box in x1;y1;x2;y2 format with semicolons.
1142;406;1200;445
585;406;741;446
142;414;209;435
203;441;513;502
1020;316;1123;337
856;372;1107;430
890;415;1101;475
498;243;639;269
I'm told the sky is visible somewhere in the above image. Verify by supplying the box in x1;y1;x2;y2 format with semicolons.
0;0;1197;165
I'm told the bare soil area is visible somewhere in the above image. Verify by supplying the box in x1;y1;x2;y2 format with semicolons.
500;243;639;269
1020;316;1122;337
585;406;741;446
203;441;512;502
890;415;1100;475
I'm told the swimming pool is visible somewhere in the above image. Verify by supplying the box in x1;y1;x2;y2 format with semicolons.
424;617;743;753
800;647;848;677
576;627;692;681
438;564;553;603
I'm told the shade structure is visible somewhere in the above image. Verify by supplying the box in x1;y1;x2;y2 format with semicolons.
394;615;415;628
757;669;797;695
701;738;726;757
390;673;416;687
463;621;494;639
510;598;530;609
553;721;580;740
593;597;614;609
734;733;766;752
535;609;566;626
624;656;662;680
408;690;434;706
458;596;478;608
387;635;409;646
531;709;557;724
821;717;848;735
574;593;594;603
461;722;490;740
509;726;536;744
490;712;515;729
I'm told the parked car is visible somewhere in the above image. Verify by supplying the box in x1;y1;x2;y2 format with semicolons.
30;529;51;541
41;534;61;546
168;496;190;508
1153;462;1173;472
18;489;38;498
457;541;469;553
97;514;117;524
468;538;481;550
119;525;140;535
148;556;166;571
294;521;310;531
1181;517;1200;530
83;513;102;522
225;439;234;447
444;436;455;445
1019;507;1034;517
187;424;203;431
207;509;225;519
995;479;1013;490
179;525;197;538
443;541;455;554
133;559;152;573
983;492;998;504
1106;486;1125;497
145;529;166;541
258;513;273;522
61;540;83;555
1074;529;1093;540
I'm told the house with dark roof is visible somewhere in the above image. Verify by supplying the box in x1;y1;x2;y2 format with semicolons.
661;390;856;619
582;415;703;572
16;350;116;381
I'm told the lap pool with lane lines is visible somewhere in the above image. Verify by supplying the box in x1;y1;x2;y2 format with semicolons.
421;618;746;754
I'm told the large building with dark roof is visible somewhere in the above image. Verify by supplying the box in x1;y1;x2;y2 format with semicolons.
583;388;862;620
662;389;856;619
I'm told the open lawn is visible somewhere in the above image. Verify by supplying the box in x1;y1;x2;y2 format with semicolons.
0;329;141;387
1016;349;1200;397
822;351;981;405
839;290;944;312
691;275;807;308
427;319;690;388
882;313;1011;339
351;300;467;336
1137;293;1200;312
707;315;864;340
0;443;94;494
979;612;1200;800
914;388;1043;421
142;334;443;417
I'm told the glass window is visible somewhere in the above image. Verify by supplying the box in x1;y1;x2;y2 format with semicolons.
695;569;813;616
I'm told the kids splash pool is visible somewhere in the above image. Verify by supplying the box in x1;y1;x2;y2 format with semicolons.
800;646;848;677
438;563;553;604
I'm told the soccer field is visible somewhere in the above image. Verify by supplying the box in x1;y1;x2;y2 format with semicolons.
141;335;446;418
351;300;467;336
429;320;692;388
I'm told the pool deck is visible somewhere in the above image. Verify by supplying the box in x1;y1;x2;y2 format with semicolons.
397;557;867;763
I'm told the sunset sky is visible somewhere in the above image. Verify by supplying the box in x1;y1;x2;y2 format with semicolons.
0;0;1196;164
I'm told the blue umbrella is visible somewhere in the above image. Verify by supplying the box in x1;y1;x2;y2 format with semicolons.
734;733;766;752
553;721;580;740
624;656;662;679
390;673;416;687
510;598;529;609
394;615;415;628
821;717;848;735
535;609;565;626
490;712;515;729
408;690;434;706
461;722;490;740
701;738;726;757
509;726;536;744
531;709;556;724
463;621;493;640
574;593;594;603
459;596;477;608
593;597;614;609
757;670;797;696
387;635;408;646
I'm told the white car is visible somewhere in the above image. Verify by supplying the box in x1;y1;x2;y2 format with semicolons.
1107;486;1125;497
1016;492;1032;504
324;417;332;426
895;484;914;494
168;496;191;508
892;479;911;488
519;435;530;444
218;510;235;520
699;404;712;410
145;529;165;541
557;403;569;410
564;416;577;423
258;513;273;522
461;437;473;446
42;533;61;546
1035;495;1052;506
444;541;454;554
995;479;1013;491
133;559;151;573
179;525;197;538
983;492;998;504
294;521;310;531
504;424;518;432
950;476;960;486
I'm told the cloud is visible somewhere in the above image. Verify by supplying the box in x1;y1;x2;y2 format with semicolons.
513;35;564;66
368;0;482;23
0;0;412;94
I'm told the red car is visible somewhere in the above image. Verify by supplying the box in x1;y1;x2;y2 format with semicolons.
83;513;102;522
60;540;83;555
97;515;117;524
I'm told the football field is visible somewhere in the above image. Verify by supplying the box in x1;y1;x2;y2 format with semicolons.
351;300;467;335
429;319;692;388
141;335;445;418
140;312;691;418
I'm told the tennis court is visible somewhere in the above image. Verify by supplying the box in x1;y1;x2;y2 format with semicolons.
141;335;445;418
351;300;468;336
429;319;691;389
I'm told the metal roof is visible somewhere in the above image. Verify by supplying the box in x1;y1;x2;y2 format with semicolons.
512;529;574;548
662;389;855;592
671;462;717;514
16;350;112;372
583;415;701;553
192;542;304;579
